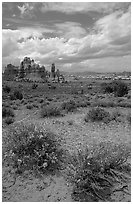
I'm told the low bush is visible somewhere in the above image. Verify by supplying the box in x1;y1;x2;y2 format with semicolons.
10;90;23;100
26;104;34;109
2;107;15;118
32;83;38;89
126;113;131;124
14;90;23;100
66;142;130;202
3;85;11;93
111;110;123;122
84;107;111;123
67;119;74;125
41;105;62;117
4;116;15;125
101;81;128;97
61;100;77;112
3;123;65;174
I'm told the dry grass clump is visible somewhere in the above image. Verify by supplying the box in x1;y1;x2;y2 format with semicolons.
66;142;130;202
84;107;111;123
2;106;15;118
41;104;62;117
4;117;15;125
3;123;65;175
26;104;34;109
61;100;77;112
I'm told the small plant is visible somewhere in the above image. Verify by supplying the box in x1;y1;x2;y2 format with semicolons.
3;123;66;175
126;113;131;124
111;110;123;122
26;104;34;109
61;100;77;112
4;116;15;125
3;85;11;93
67;119;74;125
2;107;15;118
66;142;130;202
32;83;38;89
41;105;62;117
10;90;23;100
84;107;111;123
13;90;23;100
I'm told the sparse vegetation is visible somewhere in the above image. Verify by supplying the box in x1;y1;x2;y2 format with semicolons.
84;107;111;123
66;142;130;202
3;123;66;174
2;107;15;118
61;100;77;112
41;105;62;117
3;85;11;93
4;116;15;125
101;81;129;97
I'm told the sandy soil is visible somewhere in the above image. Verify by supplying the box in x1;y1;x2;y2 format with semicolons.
2;107;131;202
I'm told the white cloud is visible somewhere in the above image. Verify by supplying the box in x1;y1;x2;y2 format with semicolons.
2;4;131;71
40;2;130;14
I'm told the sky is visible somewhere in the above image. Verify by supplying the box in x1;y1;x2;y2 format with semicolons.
2;2;131;72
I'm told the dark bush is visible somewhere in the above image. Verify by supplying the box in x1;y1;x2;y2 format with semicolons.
41;105;62;117
3;85;11;93
61;100;77;112
32;83;38;89
5;116;15;125
84;107;111;123
14;90;23;100
113;81;128;97
66;142;130;202
127;113;131;124
3;123;65;174
2;107;15;118
101;81;128;97
10;90;23;100
26;104;34;109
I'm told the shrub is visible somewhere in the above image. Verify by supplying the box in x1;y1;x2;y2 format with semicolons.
61;100;77;112
13;90;23;100
84;107;111;123
66;142;130;202
26;104;34;109
41;105;61;117
10;90;23;100
2;107;15;118
3;123;65;174
111;110;123;122
4;117;15;125
127;113;131;124
32;83;38;89
101;81;128;97
113;81;128;97
67;119;74;125
3;85;11;93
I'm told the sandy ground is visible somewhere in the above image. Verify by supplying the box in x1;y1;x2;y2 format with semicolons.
2;107;131;202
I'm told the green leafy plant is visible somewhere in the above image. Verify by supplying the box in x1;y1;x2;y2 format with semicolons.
66;142;130;202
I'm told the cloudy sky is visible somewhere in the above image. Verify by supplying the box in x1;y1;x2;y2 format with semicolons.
2;2;131;72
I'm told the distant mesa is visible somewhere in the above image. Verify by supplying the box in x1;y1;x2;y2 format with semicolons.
3;57;49;82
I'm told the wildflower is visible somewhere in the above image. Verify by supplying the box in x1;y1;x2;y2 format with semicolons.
43;162;48;168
